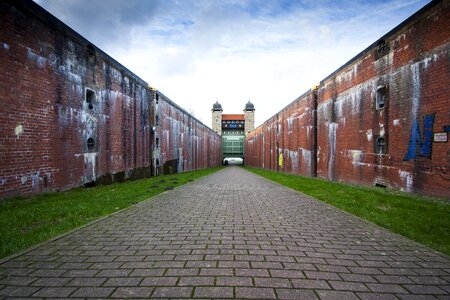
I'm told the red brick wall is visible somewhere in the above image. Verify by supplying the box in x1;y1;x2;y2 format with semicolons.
246;1;450;198
0;0;221;199
151;90;221;175
245;92;316;177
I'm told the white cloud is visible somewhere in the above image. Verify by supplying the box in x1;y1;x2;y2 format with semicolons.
35;0;430;126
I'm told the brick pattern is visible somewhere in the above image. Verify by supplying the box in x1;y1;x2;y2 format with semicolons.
245;1;450;198
0;0;221;199
152;90;222;176
0;167;449;299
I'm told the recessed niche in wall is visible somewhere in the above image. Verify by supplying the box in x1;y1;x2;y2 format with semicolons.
87;137;96;152
85;88;95;110
376;85;387;110
376;39;389;59
375;136;386;154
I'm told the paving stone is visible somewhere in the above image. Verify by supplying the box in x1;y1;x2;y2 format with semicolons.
356;292;399;300
62;269;98;277
35;269;68;278
316;290;360;299
1;167;449;299
178;277;214;286
339;273;378;283
71;287;115;298
32;287;76;297
67;277;107;287
236;287;276;299
404;285;447;295
304;270;342;280
140;277;178;286
194;286;233;298
0;276;37;286
328;280;370;292
95;269;131;277
152;286;192;298
217;276;253;286
291;278;331;289
30;277;71;287
397;295;440;300
254;277;292;288
367;283;409;294
277;288;318;300
103;277;142;286
111;286;154;298
200;268;234;276
0;286;40;297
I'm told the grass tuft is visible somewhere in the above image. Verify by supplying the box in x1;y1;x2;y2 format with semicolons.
0;167;222;259
244;166;450;256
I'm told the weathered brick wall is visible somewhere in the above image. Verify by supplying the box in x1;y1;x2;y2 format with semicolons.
245;91;317;177
0;0;221;199
246;0;450;198
151;90;221;175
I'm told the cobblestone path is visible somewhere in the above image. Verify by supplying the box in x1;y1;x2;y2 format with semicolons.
1;167;449;299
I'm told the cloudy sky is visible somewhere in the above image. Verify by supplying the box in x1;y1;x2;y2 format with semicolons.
34;0;430;127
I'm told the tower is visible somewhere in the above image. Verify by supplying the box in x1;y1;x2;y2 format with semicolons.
211;101;223;135
244;101;255;135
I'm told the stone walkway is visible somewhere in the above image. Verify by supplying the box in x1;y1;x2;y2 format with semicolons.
1;167;449;299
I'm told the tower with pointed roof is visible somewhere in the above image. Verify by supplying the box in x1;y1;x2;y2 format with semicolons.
211;101;223;135
211;101;255;162
244;101;255;135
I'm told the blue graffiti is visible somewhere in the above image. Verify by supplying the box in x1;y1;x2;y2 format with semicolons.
404;113;435;160
443;125;450;132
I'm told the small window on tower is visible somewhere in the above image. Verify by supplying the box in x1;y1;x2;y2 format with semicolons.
155;115;159;126
85;89;95;110
155;93;159;104
376;85;387;110
155;137;160;148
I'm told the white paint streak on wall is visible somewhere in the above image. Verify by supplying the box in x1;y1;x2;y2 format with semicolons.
348;150;364;167
399;170;413;192
15;124;23;137
379;123;385;137
27;48;46;69
3;43;9;50
366;129;373;142
83;153;97;180
287;117;294;131
393;119;400;126
299;147;312;174
284;149;299;173
411;61;421;121
328;122;338;179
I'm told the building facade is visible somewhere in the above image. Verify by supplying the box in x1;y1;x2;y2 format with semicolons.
0;0;221;199
212;101;255;162
245;0;450;198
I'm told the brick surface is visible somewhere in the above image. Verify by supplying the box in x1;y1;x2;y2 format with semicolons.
0;167;449;299
244;1;450;199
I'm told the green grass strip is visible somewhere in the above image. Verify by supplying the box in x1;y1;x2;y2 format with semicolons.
245;166;450;256
0;167;222;259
